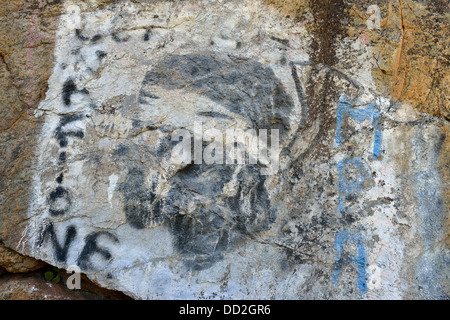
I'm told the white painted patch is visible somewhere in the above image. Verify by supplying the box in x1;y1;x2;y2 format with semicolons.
108;174;119;205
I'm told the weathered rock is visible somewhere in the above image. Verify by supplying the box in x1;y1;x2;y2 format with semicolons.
0;270;131;300
0;0;62;249
0;273;85;300
0;0;448;300
0;242;46;273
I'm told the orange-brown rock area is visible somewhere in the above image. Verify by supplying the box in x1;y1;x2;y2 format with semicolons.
266;0;449;120
0;269;132;300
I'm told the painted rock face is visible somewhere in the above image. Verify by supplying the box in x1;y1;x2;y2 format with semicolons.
13;0;448;300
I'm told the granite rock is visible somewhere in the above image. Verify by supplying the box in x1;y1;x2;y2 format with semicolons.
0;242;46;273
0;0;448;300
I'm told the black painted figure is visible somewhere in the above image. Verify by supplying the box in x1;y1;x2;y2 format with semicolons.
116;52;294;270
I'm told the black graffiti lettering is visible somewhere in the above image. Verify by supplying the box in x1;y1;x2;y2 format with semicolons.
143;29;152;41
270;36;289;47
78;231;119;270
48;186;71;216
62;79;89;106
59;151;67;164
55;114;85;147
38;223;77;263
120;168;165;229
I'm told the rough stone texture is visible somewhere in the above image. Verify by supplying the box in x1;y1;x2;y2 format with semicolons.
0;242;46;273
0;0;62;249
0;0;448;300
0;270;132;300
0;273;86;300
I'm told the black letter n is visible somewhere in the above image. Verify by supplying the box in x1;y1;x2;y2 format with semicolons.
37;223;77;263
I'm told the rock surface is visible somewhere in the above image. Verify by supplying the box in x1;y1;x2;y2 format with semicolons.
0;273;86;300
0;270;132;300
0;242;46;273
0;0;448;300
